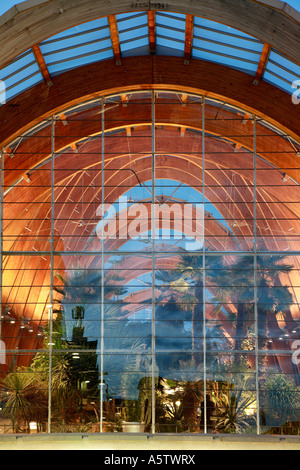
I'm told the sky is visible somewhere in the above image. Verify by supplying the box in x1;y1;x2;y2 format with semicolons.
0;0;300;16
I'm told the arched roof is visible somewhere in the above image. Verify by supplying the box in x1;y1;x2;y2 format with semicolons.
0;0;300;107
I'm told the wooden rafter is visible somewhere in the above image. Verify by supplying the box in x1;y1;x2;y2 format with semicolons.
108;14;121;65
184;14;194;65
1;0;300;70
148;11;156;55
32;44;53;87
253;43;271;85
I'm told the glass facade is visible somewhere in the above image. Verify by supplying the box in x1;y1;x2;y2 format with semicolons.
1;90;300;435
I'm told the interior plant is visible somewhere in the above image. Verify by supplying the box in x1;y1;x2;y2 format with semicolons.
168;358;204;432
210;355;257;434
260;373;300;432
210;390;256;434
0;368;47;433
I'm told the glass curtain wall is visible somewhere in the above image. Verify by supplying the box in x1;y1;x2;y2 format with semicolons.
0;90;300;435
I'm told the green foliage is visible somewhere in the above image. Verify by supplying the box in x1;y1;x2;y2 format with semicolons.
0;368;47;432
211;391;256;434
261;373;300;427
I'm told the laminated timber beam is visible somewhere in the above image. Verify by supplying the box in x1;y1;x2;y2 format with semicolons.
3;101;298;188
108;14;121;65
32;43;53;87
184;15;194;65
0;56;299;150
253;43;271;85
0;0;299;69
148;11;156;55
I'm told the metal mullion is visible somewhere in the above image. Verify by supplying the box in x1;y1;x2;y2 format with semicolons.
193;23;262;45
155;22;186;34
47;46;113;68
193;30;262;53
0;150;4;345
119;34;150;47
47;115;55;434
43;35;112;58
151;90;156;435
7;249;300;257
202;97;207;435
100;97;105;433
155;12;186;23
156;34;185;46
1;55;38;81
268;56;300;76
118;22;149;35
192;45;259;65
262;66;294;87
5;70;42;93
253;116;260;435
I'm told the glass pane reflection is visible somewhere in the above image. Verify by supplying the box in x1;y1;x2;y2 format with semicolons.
1;91;300;436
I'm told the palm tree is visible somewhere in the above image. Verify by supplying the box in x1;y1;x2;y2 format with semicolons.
210;355;257;434
174;250;225;361
0;368;47;432
211;391;256;434
232;254;294;353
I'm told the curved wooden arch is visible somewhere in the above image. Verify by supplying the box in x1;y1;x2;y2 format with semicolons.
0;0;299;68
2;131;300;373
1;57;299;153
4;96;299;189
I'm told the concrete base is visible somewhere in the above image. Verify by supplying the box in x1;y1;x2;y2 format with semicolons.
0;433;299;450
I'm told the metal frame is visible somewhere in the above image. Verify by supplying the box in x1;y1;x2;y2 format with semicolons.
1;89;300;436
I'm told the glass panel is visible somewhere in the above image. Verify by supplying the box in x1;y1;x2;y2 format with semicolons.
256;121;300;252
1;91;300;436
3;122;52;252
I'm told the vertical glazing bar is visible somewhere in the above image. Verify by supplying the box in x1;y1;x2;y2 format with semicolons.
253;116;260;435
48;116;55;434
0;150;3;345
151;90;156;434
100;97;105;433
202;97;207;434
